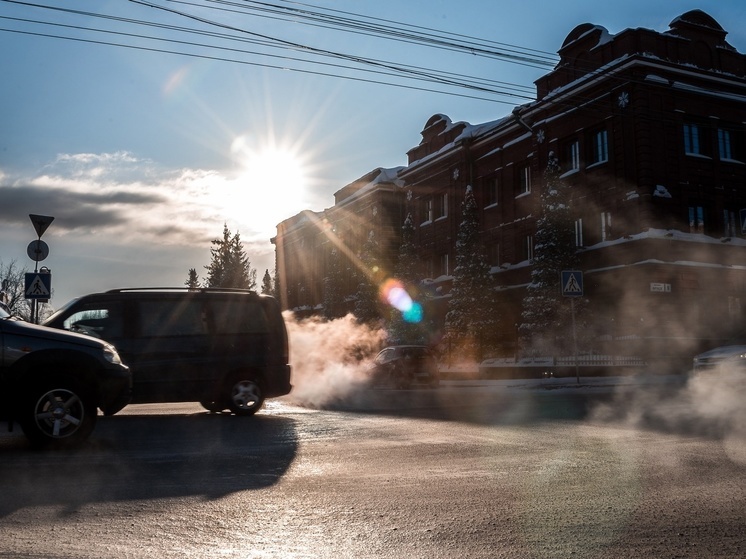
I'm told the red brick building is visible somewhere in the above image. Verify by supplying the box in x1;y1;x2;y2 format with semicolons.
273;10;746;361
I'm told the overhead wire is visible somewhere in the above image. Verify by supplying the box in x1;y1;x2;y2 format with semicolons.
0;0;735;130
129;0;729;129
0;0;543;104
179;0;559;69
0;24;535;105
128;0;540;98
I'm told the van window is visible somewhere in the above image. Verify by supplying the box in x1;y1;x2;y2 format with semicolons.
210;300;268;334
137;300;206;337
63;303;123;339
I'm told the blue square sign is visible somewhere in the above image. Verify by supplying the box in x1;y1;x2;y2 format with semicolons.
561;270;583;297
25;273;52;300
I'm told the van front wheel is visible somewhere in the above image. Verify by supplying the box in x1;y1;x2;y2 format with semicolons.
227;377;264;416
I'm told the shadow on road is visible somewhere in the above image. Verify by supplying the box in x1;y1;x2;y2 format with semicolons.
0;413;298;517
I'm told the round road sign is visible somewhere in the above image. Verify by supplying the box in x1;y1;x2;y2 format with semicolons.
27;240;49;262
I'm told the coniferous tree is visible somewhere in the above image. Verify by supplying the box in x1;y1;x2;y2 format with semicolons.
518;152;578;355
204;224;257;290
444;185;500;360
387;212;425;344
261;269;273;295
185;268;200;290
353;231;382;324
272;267;281;300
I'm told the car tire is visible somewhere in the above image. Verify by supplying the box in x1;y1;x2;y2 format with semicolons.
226;376;264;416
200;400;226;413
20;376;97;448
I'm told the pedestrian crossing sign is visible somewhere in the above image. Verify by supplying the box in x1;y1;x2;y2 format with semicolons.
561;270;583;297
25;273;51;300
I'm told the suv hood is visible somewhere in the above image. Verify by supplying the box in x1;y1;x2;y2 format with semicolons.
2;317;109;350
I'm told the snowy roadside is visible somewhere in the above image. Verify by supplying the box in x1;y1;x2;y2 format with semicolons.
439;367;688;394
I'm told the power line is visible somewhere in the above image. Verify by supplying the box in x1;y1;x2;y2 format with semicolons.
0;0;737;129
180;0;559;69
128;0;537;97
0;0;540;102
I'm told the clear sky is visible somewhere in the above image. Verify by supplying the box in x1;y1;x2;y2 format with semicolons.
1;0;745;307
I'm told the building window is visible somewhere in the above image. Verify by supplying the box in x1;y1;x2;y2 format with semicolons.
565;140;580;172
684;123;701;155
689;206;705;234
518;164;531;195
440;253;449;276
485;178;499;207
601;212;611;242
684;123;712;157
422;198;433;224
436;192;448;219
717;128;744;161
524;235;534;262
718;129;732;160
591;130;608;164
575;219;584;247
724;210;737;237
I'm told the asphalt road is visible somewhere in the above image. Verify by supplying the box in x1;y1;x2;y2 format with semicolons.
0;376;744;558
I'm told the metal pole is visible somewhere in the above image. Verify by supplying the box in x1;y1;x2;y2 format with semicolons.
571;297;579;384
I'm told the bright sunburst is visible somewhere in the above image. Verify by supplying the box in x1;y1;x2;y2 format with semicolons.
221;135;311;233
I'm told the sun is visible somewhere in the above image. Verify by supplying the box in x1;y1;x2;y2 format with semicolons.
225;136;311;232
241;147;306;198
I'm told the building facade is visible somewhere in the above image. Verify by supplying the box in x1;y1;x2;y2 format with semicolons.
273;10;746;360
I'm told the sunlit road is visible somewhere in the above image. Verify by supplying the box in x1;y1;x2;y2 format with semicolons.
0;377;744;559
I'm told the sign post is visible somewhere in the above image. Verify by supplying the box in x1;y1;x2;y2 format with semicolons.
561;271;584;384
27;214;54;323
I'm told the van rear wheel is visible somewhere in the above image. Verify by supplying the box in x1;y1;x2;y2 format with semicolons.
227;377;264;416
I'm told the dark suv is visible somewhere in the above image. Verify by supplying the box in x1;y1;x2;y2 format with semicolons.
0;306;131;447
44;288;292;415
369;345;440;388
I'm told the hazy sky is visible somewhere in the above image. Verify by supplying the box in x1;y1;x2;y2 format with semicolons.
1;0;745;307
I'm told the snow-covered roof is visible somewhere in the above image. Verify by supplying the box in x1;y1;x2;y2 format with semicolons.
333;166;405;206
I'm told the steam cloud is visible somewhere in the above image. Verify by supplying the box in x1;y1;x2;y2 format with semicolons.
591;366;746;465
284;313;386;408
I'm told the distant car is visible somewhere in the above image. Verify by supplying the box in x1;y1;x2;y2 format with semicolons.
0;305;131;448
44;287;292;415
692;345;746;373
369;345;439;388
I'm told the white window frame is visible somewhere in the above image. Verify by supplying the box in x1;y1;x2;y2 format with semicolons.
519;165;531;195
601;212;611;242
684;123;701;155
591;130;608;164
689;206;704;234
525;235;534;262
436;192;448;219
569;140;580;171
422;198;433;224
575;218;584;247
718;129;733;160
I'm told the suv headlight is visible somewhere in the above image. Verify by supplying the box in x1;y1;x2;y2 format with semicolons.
103;346;123;365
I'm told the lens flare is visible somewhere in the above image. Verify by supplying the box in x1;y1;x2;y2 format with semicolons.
380;279;423;323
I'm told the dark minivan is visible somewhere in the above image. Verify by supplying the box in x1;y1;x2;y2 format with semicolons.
44;288;292;415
